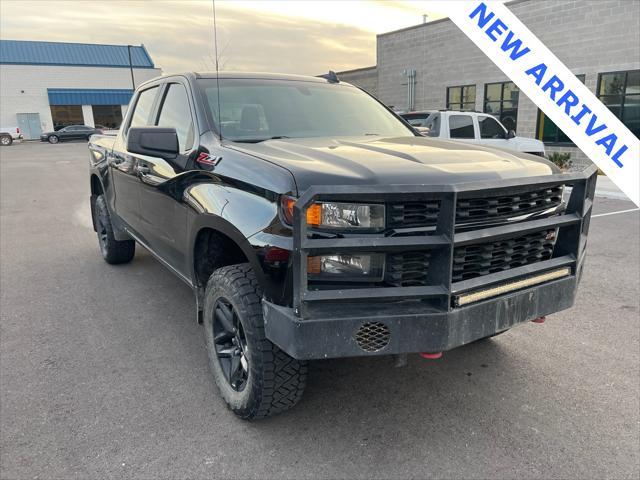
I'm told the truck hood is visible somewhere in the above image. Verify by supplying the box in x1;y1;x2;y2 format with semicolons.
228;136;558;194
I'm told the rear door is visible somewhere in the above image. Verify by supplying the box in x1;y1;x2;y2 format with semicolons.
109;85;161;234
137;80;197;272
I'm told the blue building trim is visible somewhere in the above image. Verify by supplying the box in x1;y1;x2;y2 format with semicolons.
48;89;134;106
0;40;156;68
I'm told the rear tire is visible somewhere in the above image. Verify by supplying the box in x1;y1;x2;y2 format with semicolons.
94;195;135;264
0;135;12;146
203;263;307;419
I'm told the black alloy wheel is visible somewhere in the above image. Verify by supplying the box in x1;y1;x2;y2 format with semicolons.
96;213;109;256
212;297;249;391
93;194;135;264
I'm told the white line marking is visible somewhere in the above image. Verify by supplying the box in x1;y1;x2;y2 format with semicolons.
592;208;640;218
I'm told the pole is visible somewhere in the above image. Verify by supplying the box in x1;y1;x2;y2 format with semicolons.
127;45;135;90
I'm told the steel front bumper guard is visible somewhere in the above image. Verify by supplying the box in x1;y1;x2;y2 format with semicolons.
262;166;597;360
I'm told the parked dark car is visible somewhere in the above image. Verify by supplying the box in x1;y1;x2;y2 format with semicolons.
41;125;102;143
88;72;596;420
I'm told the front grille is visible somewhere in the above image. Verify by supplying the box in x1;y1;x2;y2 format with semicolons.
384;229;556;287
456;186;563;224
355;322;391;352
452;229;556;282
385;251;431;287
387;186;563;229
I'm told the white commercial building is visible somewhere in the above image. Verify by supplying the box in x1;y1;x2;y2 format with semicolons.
0;40;162;139
338;0;640;169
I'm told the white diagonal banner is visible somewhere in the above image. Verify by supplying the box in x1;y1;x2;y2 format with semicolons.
428;1;639;206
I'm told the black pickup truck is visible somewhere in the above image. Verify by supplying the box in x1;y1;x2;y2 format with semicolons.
88;72;596;419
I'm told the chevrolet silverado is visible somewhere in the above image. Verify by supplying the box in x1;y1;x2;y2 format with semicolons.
88;72;596;419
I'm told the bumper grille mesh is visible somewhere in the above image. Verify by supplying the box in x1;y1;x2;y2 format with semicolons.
452;229;556;282
385;251;431;287
384;229;556;286
355;322;391;352
387;200;440;228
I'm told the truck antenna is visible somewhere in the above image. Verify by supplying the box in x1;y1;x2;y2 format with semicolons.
212;0;223;143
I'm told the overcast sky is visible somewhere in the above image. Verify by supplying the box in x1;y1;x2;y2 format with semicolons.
0;0;446;75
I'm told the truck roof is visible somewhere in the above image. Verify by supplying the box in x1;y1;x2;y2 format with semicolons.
147;71;338;84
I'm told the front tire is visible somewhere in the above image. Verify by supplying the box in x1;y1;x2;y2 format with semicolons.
48;135;59;144
93;195;135;264
203;264;307;419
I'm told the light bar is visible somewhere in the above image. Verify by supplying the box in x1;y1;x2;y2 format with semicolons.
453;267;572;307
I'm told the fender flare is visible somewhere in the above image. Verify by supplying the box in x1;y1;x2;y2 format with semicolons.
187;213;269;291
90;171;130;241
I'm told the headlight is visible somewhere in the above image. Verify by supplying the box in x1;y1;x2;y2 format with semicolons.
281;196;385;230
308;253;385;282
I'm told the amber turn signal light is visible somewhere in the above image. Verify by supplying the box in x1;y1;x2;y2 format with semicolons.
307;256;321;274
280;196;323;226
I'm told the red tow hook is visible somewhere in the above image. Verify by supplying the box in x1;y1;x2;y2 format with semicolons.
531;316;546;323
420;352;443;359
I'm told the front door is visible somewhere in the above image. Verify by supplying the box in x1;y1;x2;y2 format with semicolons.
137;82;196;275
109;85;160;234
476;115;511;150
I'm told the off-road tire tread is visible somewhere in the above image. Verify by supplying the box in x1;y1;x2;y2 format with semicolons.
95;195;135;264
206;264;307;419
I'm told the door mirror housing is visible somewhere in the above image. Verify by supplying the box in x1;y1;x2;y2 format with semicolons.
506;129;516;139
127;127;179;160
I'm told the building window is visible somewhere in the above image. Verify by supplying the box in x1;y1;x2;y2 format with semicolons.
484;81;519;131
597;70;640;139
536;75;585;144
50;105;83;130
92;105;123;130
446;85;476;111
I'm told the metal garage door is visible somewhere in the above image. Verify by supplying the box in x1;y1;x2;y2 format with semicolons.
16;113;42;140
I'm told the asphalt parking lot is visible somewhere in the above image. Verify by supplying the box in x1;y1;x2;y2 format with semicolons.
1;141;638;479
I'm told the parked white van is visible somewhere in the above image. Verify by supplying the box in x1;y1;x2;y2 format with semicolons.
401;110;545;156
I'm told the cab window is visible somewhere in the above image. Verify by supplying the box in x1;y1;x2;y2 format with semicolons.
478;115;506;139
129;86;159;130
156;83;195;152
449;115;475;139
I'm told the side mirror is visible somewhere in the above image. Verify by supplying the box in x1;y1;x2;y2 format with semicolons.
506;129;516;139
127;127;179;160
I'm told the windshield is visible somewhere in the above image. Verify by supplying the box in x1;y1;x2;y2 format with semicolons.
198;78;414;142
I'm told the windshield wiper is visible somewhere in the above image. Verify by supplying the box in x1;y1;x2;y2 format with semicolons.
233;136;290;144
